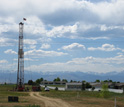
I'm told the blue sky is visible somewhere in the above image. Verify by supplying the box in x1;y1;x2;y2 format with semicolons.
0;0;124;74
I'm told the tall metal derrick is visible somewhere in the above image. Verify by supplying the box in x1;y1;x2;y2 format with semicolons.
17;22;24;90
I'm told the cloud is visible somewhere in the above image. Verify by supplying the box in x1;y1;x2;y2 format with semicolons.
0;0;124;41
46;23;78;38
0;0;124;74
0;60;8;63
4;49;17;54
41;44;51;49
25;49;68;57
25;54;124;73
88;44;121;51
0;37;17;47
60;43;86;51
13;58;35;61
24;39;37;45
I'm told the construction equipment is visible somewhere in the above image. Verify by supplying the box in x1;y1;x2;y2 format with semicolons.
32;86;41;91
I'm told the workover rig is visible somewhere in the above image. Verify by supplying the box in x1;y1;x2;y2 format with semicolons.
16;22;25;91
16;20;41;91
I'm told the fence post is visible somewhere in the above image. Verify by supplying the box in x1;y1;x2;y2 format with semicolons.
114;97;116;107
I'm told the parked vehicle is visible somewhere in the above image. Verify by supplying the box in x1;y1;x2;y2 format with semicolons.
45;87;50;91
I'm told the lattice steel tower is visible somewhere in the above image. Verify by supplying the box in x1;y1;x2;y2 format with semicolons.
17;22;24;89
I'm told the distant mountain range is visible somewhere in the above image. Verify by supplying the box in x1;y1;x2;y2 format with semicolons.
0;71;124;83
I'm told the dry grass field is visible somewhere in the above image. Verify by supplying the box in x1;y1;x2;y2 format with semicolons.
0;84;124;107
41;90;124;107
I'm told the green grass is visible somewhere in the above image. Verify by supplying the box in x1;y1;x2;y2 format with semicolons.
0;84;16;91
40;90;124;107
1;84;124;107
41;90;124;101
0;84;28;97
0;84;30;106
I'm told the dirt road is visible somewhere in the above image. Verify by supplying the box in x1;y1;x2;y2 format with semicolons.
30;92;72;107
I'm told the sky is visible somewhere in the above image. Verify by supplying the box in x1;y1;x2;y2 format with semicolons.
0;0;124;74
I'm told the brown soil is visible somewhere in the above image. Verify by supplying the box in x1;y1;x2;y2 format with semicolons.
30;92;72;107
0;92;124;107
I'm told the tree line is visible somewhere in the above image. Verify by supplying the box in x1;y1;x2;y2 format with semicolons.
28;77;120;86
28;77;68;85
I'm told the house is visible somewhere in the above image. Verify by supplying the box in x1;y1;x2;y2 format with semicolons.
41;81;66;85
90;82;102;89
65;83;82;91
90;82;124;90
113;83;124;89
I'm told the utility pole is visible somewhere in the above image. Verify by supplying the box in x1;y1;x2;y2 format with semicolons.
17;22;24;91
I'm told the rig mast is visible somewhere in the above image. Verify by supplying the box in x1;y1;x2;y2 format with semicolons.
17;22;24;90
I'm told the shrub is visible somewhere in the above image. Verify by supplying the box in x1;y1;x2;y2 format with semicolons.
55;87;58;91
99;84;110;98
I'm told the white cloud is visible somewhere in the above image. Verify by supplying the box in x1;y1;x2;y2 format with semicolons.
13;58;38;61
87;0;124;23
0;60;8;63
0;0;124;41
4;49;17;54
24;45;36;49
100;24;124;31
24;16;46;35
0;37;17;47
25;55;124;73
41;44;51;49
24;39;37;45
88;44;121;51
25;49;68;57
0;0;124;74
60;43;86;51
46;23;78;38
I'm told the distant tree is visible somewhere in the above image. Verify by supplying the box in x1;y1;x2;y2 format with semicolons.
95;80;100;82
40;78;43;82
73;80;77;82
28;80;34;85
57;77;61;81
104;80;108;82
100;84;110;98
109;80;112;82
35;77;44;85
82;81;85;91
53;79;56;81
36;79;41;84
62;79;68;82
82;80;86;83
92;87;95;91
4;82;6;85
117;81;120;83
70;80;73;82
85;82;92;88
55;87;58;91
54;77;61;81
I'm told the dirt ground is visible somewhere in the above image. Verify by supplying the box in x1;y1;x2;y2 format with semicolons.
30;92;72;107
0;92;73;107
0;92;124;107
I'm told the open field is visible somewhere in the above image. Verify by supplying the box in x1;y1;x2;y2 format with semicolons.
0;84;42;107
0;84;124;107
41;90;124;107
